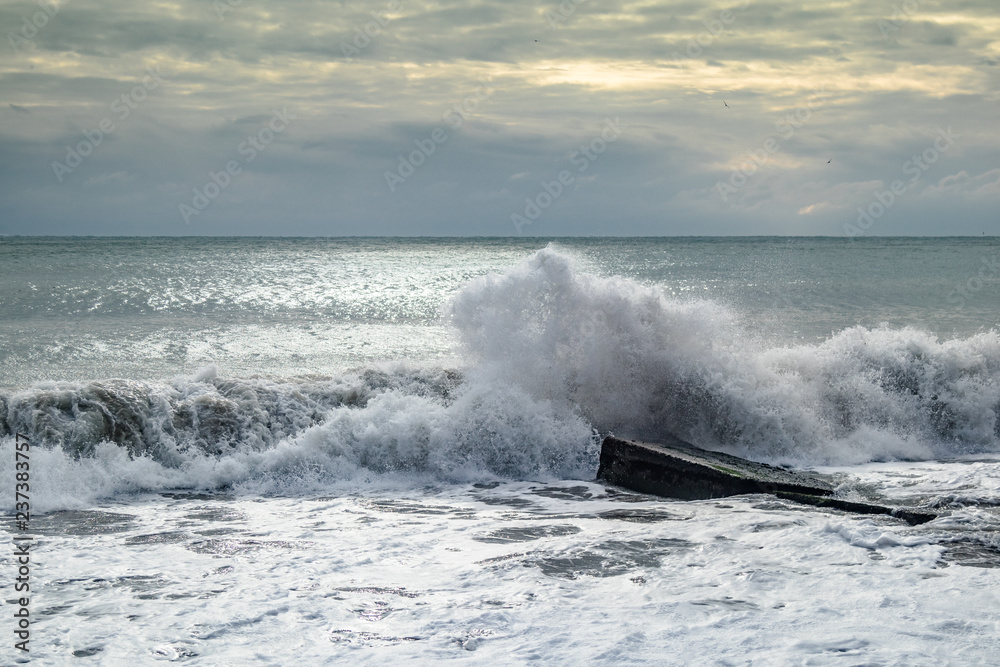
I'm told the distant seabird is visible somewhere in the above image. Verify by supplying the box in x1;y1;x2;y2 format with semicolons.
723;100;729;108
827;159;832;163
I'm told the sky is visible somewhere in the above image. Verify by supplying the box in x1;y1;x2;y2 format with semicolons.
0;0;998;236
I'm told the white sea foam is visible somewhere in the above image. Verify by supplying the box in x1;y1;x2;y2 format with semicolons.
8;239;1000;666
0;366;597;511
18;484;1000;665
451;245;1000;465
3;245;1000;510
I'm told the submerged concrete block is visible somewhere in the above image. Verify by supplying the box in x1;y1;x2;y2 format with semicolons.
597;435;836;500
596;436;936;526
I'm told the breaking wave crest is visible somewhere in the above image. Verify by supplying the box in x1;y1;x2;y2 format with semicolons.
452;246;1000;464
3;245;1000;509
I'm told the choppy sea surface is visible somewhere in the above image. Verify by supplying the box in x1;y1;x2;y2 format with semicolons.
2;237;1000;665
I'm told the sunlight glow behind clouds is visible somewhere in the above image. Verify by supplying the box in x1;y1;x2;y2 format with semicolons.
0;0;997;235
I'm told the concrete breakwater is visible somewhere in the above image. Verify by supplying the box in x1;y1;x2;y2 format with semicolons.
597;436;936;526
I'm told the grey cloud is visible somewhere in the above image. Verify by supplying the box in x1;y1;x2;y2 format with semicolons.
0;0;997;236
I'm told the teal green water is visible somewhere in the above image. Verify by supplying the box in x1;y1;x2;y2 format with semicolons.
2;237;998;387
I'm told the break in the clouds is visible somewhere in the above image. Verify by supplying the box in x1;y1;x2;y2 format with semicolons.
0;0;997;236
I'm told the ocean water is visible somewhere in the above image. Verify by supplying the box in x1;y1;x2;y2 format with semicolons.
2;237;1000;665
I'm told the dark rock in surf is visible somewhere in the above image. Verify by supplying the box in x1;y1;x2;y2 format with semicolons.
773;491;936;526
596;436;936;526
597;435;836;499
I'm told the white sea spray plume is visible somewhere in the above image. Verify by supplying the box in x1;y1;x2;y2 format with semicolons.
449;245;1000;465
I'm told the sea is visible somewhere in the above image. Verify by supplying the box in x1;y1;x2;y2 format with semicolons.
2;236;999;665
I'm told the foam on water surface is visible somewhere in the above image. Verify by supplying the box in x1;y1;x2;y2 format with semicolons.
3;245;1000;512
6;482;999;665
3;238;1000;664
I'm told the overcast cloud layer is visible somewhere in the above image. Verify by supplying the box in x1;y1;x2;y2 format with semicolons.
1;0;997;235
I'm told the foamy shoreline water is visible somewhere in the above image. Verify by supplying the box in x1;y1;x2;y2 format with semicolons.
3;237;999;664
5;479;1000;665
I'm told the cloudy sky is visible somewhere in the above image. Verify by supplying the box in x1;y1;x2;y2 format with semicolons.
1;0;997;236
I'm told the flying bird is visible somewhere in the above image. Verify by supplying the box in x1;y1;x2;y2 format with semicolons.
724;101;729;108
827;159;832;163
